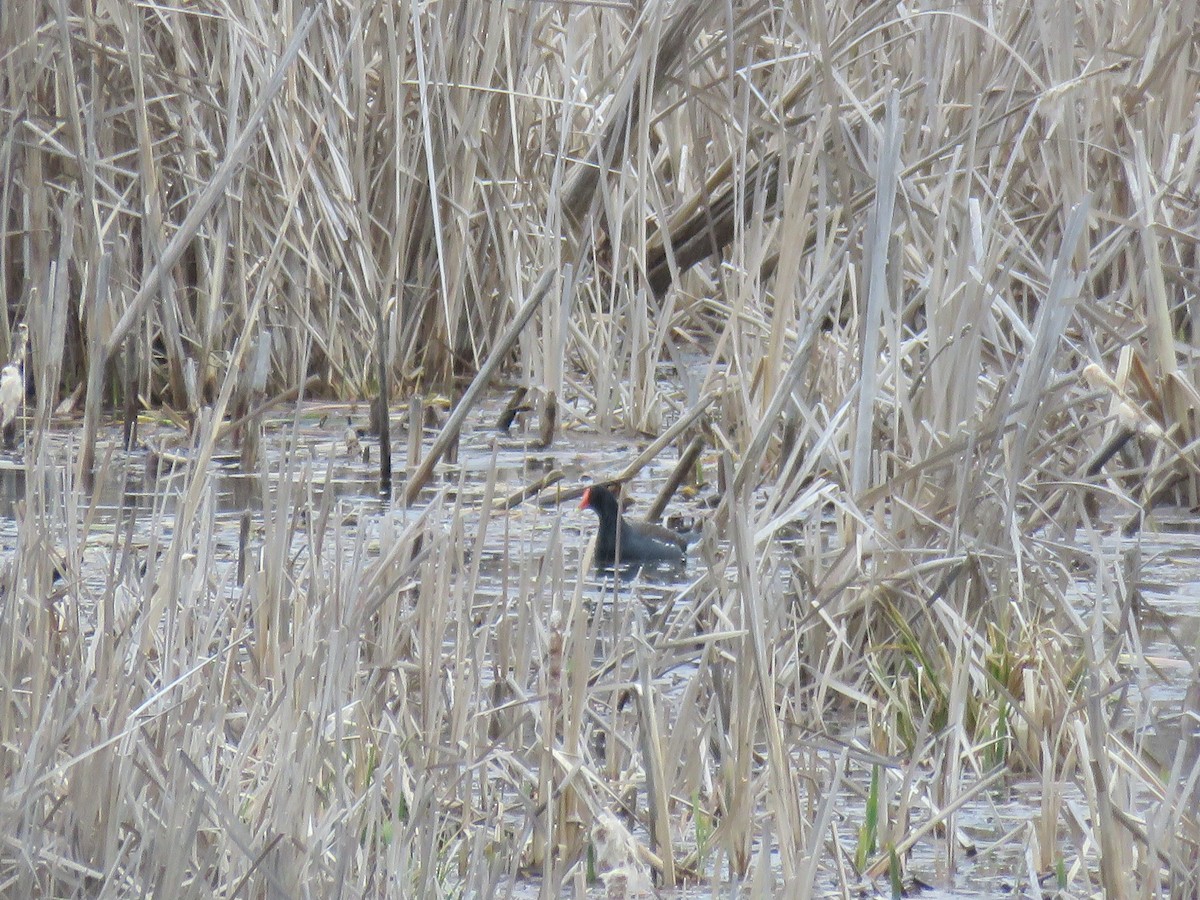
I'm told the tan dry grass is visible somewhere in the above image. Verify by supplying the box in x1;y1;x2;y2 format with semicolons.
3;0;1200;896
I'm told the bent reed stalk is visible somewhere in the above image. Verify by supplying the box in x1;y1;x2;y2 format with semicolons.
2;0;1200;896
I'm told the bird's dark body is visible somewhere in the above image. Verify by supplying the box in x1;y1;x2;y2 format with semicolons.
580;484;687;565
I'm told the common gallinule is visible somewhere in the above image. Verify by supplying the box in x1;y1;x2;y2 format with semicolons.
579;483;689;566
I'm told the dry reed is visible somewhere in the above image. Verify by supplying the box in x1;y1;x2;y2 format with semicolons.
2;0;1200;896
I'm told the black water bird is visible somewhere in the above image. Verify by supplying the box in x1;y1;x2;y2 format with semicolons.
579;483;691;566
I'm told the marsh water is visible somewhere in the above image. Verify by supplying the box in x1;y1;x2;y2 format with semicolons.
5;397;1196;898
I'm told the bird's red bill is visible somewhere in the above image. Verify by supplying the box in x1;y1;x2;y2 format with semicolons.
578;487;591;510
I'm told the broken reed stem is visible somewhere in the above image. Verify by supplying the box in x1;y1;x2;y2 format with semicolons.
863;766;1007;879
403;267;554;504
236;332;271;473
496;385;529;433
407;396;422;474
645;435;704;522
538;391;557;449
218;374;322;439
615;391;715;482
552;390;717;505
496;469;564;511
556;393;715;513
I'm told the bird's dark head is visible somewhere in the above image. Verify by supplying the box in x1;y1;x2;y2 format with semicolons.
579;483;619;516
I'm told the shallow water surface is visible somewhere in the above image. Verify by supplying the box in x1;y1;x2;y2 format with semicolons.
5;399;1195;897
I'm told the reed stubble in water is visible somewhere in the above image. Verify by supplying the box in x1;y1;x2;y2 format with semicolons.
2;0;1197;894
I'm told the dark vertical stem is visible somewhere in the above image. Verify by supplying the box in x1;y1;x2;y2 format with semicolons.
122;338;139;450
238;331;270;477
537;391;557;449
377;295;391;496
237;509;251;586
79;254;111;491
79;342;105;491
407;396;422;474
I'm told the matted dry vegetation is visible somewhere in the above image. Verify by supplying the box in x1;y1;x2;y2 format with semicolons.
4;0;1200;895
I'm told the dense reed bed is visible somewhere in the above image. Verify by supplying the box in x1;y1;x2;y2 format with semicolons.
3;0;1200;895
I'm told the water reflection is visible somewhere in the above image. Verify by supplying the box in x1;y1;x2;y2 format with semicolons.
0;462;25;518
